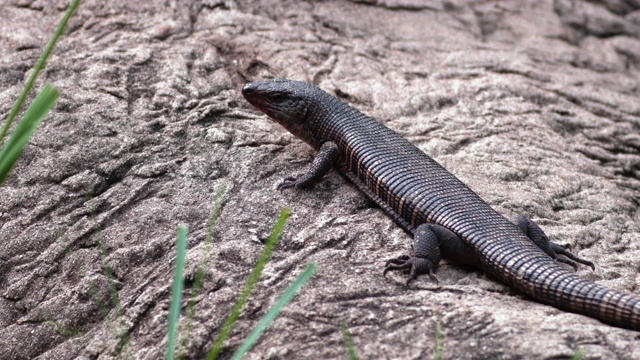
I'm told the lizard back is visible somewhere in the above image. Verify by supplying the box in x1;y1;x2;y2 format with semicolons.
243;79;640;330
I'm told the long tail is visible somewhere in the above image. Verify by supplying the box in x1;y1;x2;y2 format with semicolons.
495;251;640;330
540;270;640;330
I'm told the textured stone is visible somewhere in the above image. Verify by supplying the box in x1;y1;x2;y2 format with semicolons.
1;0;640;359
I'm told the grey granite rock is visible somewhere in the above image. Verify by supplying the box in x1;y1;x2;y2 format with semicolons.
1;0;639;359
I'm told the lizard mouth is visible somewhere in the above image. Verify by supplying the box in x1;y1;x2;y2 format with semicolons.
242;80;319;150
241;83;267;110
241;82;286;124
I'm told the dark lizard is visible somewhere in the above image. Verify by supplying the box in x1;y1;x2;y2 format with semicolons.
241;78;640;330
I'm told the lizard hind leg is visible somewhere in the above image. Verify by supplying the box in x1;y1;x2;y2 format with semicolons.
512;215;595;271
384;224;468;286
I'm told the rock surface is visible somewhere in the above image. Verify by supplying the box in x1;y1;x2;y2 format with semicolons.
1;0;640;359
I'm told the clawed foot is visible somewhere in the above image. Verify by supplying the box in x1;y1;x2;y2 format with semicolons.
513;215;596;272
384;255;438;286
277;176;298;191
552;243;595;271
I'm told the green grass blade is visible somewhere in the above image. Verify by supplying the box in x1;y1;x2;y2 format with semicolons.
340;322;358;360
166;225;188;360
177;184;227;360
206;208;291;360
0;0;80;142
94;218;131;357
571;348;584;360
0;84;59;185
433;317;443;360
230;263;317;360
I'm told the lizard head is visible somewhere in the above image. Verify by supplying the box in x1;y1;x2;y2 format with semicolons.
242;79;318;149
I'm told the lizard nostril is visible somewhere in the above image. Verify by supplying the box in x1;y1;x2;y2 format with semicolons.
241;83;258;97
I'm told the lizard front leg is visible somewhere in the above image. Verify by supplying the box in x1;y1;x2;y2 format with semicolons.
277;141;339;190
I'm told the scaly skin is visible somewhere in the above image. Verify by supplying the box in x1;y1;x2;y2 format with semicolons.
242;78;640;330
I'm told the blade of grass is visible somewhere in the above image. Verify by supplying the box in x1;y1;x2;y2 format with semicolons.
206;208;291;360
230;262;317;360
433;316;443;360
0;0;80;142
0;84;59;185
87;194;133;358
177;184;227;360
95;216;131;357
166;225;188;360
571;348;584;360
340;322;358;360
0;0;80;141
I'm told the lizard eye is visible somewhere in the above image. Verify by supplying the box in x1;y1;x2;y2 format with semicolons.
270;94;287;103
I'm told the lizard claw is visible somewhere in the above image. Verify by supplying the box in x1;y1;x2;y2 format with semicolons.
551;243;595;271
384;255;438;286
277;176;298;191
384;255;410;268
